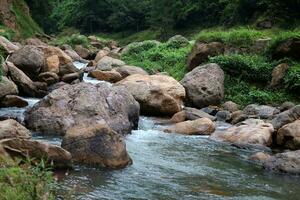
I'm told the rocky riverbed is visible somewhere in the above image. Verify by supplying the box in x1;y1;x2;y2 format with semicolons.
1;35;300;199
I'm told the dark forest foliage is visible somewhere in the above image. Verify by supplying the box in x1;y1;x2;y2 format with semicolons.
25;0;300;34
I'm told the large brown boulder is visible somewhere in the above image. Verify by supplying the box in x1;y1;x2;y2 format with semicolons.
24;38;46;46
95;49;110;63
0;76;18;98
272;105;300;130
115;65;148;78
116;74;186;116
0;138;72;169
211;119;274;146
0;119;31;140
181;63;224;109
25;82;140;136
88;70;122;83
62;123;132;169
8;45;45;79
0;36;20;54
187;42;224;71
250;151;300;175
163;118;215;135
272;37;300;60
96;56;125;71
7;61;47;97
277;120;300;150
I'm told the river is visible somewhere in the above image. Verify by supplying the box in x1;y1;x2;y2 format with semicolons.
0;63;300;200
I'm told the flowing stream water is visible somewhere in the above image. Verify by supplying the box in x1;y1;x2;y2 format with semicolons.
1;62;300;200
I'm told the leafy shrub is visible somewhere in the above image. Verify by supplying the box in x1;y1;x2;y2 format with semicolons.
51;34;90;48
123;40;160;55
284;64;300;92
122;42;191;80
196;28;266;48
166;35;190;49
209;54;274;82
224;76;294;106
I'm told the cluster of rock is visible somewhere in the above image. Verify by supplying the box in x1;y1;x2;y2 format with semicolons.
1;34;300;175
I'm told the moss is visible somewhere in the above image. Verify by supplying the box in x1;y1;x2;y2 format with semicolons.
10;0;43;38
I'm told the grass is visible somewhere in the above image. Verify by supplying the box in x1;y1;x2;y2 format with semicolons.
122;41;191;80
10;0;43;38
0;158;55;200
195;27;267;48
97;29;160;46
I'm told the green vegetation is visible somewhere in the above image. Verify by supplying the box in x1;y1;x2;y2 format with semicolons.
0;159;55;200
25;0;300;36
0;25;16;40
284;64;300;92
122;41;191;80
266;30;300;56
10;0;43;38
51;34;91;48
224;76;293;106
209;54;274;82
196;28;266;47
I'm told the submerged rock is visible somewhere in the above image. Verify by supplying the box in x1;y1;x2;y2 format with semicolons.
163;118;215;135
62;123;132;169
0;119;31;140
250;151;300;175
117;74;186;116
0;138;72;169
181;63;224;108
25;82;140;136
211;119;274;147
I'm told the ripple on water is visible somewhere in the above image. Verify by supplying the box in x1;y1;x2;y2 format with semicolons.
47;117;300;200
